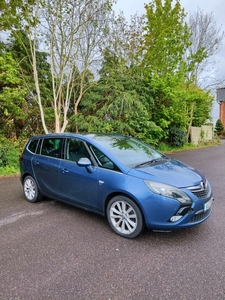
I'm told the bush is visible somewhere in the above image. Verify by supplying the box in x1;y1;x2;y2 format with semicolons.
0;136;20;175
0;136;9;167
169;127;186;147
0;145;8;167
214;119;224;136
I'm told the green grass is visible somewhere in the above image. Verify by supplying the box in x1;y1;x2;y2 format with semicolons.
157;140;221;153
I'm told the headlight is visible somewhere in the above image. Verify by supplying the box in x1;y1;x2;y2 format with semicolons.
144;180;192;205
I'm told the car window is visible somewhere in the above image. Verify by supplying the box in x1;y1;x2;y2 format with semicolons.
86;134;163;168
65;138;90;162
88;144;120;171
27;139;39;153
41;138;63;158
36;139;42;154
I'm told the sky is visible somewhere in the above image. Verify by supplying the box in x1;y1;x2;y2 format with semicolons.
114;0;225;121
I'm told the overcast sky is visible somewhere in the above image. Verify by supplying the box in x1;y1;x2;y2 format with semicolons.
114;0;225;121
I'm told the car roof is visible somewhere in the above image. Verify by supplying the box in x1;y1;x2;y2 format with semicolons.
29;132;128;140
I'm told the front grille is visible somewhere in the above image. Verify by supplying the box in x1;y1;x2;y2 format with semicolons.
187;182;210;199
189;207;211;223
191;185;210;198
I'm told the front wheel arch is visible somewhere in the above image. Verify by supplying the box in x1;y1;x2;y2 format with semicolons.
106;195;145;239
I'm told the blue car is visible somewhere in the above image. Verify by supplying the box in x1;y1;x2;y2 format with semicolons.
19;133;213;238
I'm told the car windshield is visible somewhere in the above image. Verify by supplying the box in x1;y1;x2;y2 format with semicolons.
87;134;163;168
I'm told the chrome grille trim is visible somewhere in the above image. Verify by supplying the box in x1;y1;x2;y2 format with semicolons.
187;181;210;199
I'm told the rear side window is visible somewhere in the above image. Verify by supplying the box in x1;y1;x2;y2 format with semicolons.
27;139;39;153
41;138;63;158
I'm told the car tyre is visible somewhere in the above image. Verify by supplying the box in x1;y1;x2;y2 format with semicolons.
23;175;42;203
107;196;144;238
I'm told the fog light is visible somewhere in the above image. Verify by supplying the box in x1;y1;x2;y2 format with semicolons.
170;215;183;222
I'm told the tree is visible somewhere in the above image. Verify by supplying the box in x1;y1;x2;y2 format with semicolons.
186;8;225;89
1;31;55;137
71;48;163;145
141;0;191;137
68;11;163;145
141;0;214;142
1;0;116;133
0;0;35;31
0;51;27;138
100;12;146;68
143;0;190;76
182;84;213;140
214;119;224;136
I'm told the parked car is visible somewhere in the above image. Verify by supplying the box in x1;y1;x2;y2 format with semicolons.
19;133;214;238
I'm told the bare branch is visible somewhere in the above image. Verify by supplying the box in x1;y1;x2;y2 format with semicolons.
185;8;225;89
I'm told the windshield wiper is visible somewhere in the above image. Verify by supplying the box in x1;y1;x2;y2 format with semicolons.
134;157;165;169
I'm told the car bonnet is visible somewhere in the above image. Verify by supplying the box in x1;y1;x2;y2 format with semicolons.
127;158;205;188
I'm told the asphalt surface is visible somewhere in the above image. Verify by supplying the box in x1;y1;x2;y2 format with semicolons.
0;141;225;300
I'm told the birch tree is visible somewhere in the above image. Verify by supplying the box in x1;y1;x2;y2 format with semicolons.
185;8;225;89
2;0;115;133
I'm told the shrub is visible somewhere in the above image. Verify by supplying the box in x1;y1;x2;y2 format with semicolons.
0;136;9;167
169;127;186;147
214;119;224;136
0;145;8;167
0;136;20;175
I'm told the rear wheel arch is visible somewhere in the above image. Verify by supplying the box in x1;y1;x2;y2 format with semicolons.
23;175;42;203
21;172;31;184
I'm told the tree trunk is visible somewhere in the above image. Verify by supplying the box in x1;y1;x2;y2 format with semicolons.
186;102;195;142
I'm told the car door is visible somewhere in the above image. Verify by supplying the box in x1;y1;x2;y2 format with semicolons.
32;137;63;198
58;138;99;210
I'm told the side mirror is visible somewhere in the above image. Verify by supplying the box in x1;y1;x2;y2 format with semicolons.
77;158;94;173
77;157;92;166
